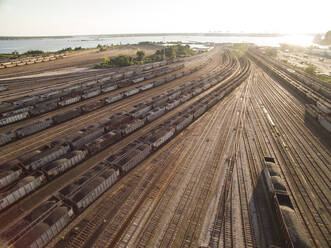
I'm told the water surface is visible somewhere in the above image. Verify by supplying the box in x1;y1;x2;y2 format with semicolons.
0;34;316;54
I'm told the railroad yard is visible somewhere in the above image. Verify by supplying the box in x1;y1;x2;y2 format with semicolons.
0;44;330;248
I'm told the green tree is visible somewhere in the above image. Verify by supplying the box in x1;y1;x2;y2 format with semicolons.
177;45;186;56
136;50;145;61
165;47;176;58
110;55;133;66
102;57;110;64
304;65;316;75
24;50;44;55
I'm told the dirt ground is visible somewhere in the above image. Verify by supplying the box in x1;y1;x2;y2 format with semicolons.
0;44;159;79
277;50;331;76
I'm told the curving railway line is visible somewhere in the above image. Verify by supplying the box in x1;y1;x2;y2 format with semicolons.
0;54;203;100
44;49;247;248
251;68;330;247
0;53;217;162
0;44;329;248
3;46;239;242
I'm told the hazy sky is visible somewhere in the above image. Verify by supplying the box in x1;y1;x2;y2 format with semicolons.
0;0;330;36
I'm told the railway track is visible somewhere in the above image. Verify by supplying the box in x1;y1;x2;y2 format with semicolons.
0;69;112;99
43;50;230;247
0;57;194;101
257;69;330;206
256;50;331;91
248;50;331;106
156;93;231;248
0;48;230;233
78;52;236;247
0;61;202;147
0;54;218;162
217;71;255;248
1;47;327;248
241;70;286;247
0;57;200;131
92;139;187;248
115;133;194;248
129;84;241;248
53;132;188;248
45;50;247;248
233;74;256;248
207;57;255;248
159;62;252;248
108;56;253;248
253;71;330;247
244;73;281;246
258;71;330;187
246;63;330;247
0;53;205;100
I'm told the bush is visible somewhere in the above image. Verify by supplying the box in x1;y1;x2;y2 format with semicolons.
153;44;195;60
102;57;110;64
96;44;195;68
304;65;316;75
56;47;73;53
138;41;163;45
136;50;145;61
24;50;44;56
109;55;133;66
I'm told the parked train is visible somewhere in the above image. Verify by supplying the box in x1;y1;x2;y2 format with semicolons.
305;103;331;133
0;55;229;211
263;157;310;248
251;45;331;134
0;54;249;248
0;60;210;211
0;58;186;127
248;50;331;107
0;62;208;146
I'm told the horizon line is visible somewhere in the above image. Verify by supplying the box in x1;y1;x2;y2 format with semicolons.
0;32;319;39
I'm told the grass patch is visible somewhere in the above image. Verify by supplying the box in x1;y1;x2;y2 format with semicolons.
316;74;331;84
96;43;196;68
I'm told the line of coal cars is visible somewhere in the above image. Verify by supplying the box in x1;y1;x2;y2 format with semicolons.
263;157;310;248
0;59;186;128
0;62;210;209
0;61;206;146
0;54;243;248
305;101;331;133
0;59;214;212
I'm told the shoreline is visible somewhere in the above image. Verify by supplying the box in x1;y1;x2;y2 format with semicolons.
0;32;287;40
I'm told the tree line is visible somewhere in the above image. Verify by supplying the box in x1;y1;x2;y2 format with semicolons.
97;44;196;68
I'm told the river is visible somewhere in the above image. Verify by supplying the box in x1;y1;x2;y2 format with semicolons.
0;34;317;54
